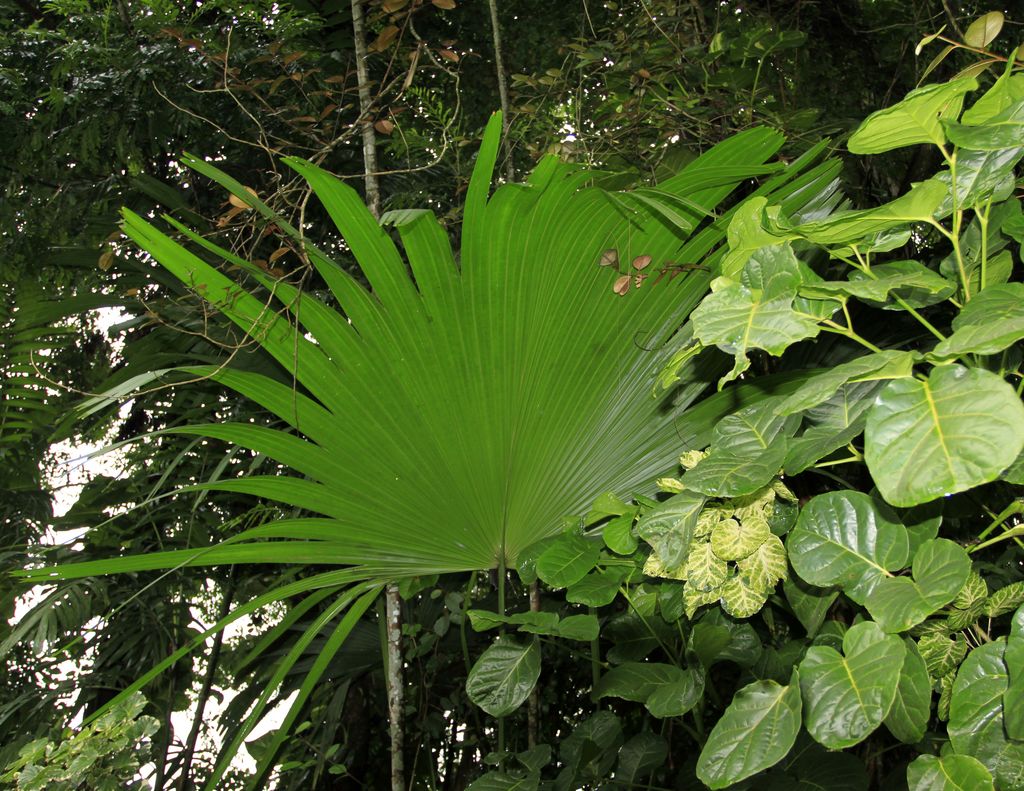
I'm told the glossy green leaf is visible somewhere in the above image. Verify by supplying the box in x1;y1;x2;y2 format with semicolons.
536;534;601;589
962;69;1024;124
935;147;1023;215
696;671;802;789
614;732;668;785
763;734;870;790
644;669;705;718
944;100;1024;150
566;569;627;607
685;403;798;497
865;365;1024;506
777;351;914;415
788;491;909;604
1003;606;1024;740
933;283;1024;357
963;11;1004;47
602;513;638;555
593;662;689;703
948;640;1024;788
847;77;978;154
799;621;905;749
553;614;600;642
907;754;993;791
691;246;820;386
466;637;541;717
802;261;954;304
796;179;948;245
866;538;971;632
784;381;882;475
884;639;932;743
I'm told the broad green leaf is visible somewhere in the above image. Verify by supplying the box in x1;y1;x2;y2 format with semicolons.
560;710;622;784
884;639;932;743
907;754;994;791
963;11;1004;47
776;350;915;415
1003;606;1024;739
736;534;788;590
935;147;1023;216
933;283;1024;357
783;576;838;638
536;534;601;589
644;669;705;718
602;513;638;555
720;573;769;618
801;261;954;305
635;491;706;570
467;609;510;631
466;637;541;717
799;621;906;749
685;402;799;497
593;662;688;703
614;732;668;785
586;492;630;525
948;640;1024;788
566;568;628;607
962;70;1024;124
691;246;820;385
692;611;764;668
506;611;560;635
796;179;948;245
944;100;1024;150
865;538;971;632
784;381;882;475
847;77;978;154
696;671;802;789
788;491;909;604
553;614;600;642
516;745;551;774
719;197;798;279
711;518;770;561
865;365;1024;506
466;772;539;791
685;541;730;590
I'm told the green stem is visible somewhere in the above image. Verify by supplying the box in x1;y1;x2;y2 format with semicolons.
820;321;884;353
975;501;1024;542
969;524;1024;554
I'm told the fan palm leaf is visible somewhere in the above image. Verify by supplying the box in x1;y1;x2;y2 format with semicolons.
20;115;842;784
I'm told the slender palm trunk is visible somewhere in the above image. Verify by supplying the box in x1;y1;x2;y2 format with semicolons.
177;578;234;790
527;582;540;748
486;0;514;181
351;4;402;788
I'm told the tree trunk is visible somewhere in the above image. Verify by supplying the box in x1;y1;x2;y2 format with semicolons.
176;577;235;791
351;0;380;217
385;585;405;791
486;0;514;181
527;582;540;749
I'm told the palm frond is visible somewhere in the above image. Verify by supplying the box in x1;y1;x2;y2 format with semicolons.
23;115;840;585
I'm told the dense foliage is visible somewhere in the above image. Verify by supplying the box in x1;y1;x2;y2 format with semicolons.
5;1;1024;790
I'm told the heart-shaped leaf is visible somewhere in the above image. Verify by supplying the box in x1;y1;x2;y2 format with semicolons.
788;491;909;604
866;538;971;632
467;637;541;717
799;621;905;749
884;638;932;743
711;518;770;561
865;365;1024;506
696;671;802;789
907;754;994;791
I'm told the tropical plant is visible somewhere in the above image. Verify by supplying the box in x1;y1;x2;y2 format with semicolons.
478;19;1024;790
17;107;841;786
